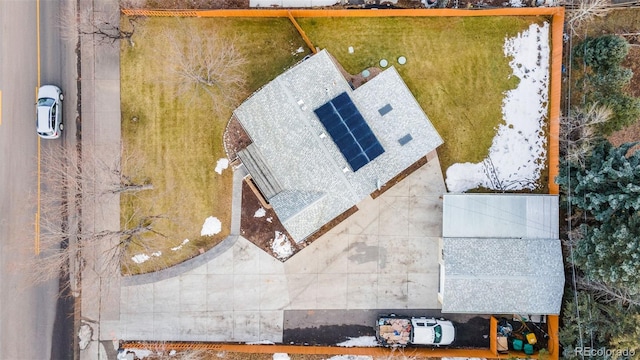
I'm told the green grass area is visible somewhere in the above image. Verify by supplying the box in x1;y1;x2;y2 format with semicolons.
120;17;308;274
120;15;547;273
298;16;543;173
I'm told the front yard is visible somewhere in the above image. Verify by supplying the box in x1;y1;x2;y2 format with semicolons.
120;18;309;273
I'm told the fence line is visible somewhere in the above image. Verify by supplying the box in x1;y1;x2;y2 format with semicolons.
122;7;563;17
117;8;564;358
287;10;317;53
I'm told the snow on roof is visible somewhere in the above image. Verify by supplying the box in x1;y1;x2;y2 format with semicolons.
234;50;442;242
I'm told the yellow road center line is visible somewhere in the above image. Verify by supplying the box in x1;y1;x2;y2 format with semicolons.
35;0;41;255
36;0;40;86
36;137;41;255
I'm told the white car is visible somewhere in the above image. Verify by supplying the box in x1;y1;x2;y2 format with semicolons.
36;85;63;139
411;317;456;346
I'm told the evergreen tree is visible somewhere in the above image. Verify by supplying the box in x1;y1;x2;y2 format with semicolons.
597;93;640;135
561;290;640;359
575;216;640;291
558;141;640;222
558;141;640;292
574;35;630;71
572;35;640;134
609;313;640;359
560;291;611;359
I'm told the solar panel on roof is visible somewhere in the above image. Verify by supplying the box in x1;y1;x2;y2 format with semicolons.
365;143;385;159
332;92;350;109
314;92;385;171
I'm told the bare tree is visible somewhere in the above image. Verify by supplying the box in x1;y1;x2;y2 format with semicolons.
27;144;157;291
560;103;611;166
563;0;612;32
576;277;640;307
160;22;248;109
59;4;139;46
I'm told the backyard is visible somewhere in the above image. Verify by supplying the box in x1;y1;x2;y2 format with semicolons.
120;14;551;272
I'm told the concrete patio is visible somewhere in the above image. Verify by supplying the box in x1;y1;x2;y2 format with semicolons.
105;154;446;343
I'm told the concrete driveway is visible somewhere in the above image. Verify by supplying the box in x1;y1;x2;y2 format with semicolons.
106;154;446;343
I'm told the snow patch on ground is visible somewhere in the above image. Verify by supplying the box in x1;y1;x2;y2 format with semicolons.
132;251;162;263
266;217;273;223
336;336;379;347
254;207;266;218
446;22;550;192
120;349;153;359
215;158;229;175
131;253;150;264
201;216;222;236
171;239;189;251
78;323;92;350
509;0;524;7
273;354;290;360
246;340;275;345
271;231;293;260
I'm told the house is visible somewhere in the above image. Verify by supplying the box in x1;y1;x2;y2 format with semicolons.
439;193;565;315
234;49;443;243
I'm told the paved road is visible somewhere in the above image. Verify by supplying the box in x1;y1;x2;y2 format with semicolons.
0;0;74;358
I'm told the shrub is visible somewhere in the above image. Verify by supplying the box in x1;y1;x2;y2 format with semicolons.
596;92;640;134
589;66;633;95
573;34;630;70
572;35;640;134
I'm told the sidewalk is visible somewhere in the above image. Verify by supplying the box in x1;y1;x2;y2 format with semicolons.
78;0;122;358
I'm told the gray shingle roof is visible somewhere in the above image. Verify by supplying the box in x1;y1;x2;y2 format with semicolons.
442;237;564;315
234;50;443;242
441;194;564;315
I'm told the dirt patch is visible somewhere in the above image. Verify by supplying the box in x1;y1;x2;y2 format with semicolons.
622;45;640;98
240;181;359;262
240;180;297;261
143;0;249;9
223;115;253;162
330;52;384;90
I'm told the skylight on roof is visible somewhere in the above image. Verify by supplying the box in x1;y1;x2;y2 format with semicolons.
378;104;393;116
398;133;413;146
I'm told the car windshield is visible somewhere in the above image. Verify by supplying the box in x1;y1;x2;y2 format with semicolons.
38;98;55;106
433;324;442;343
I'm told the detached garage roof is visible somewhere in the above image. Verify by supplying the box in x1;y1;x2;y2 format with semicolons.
235;50;442;242
441;194;564;315
443;193;559;239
